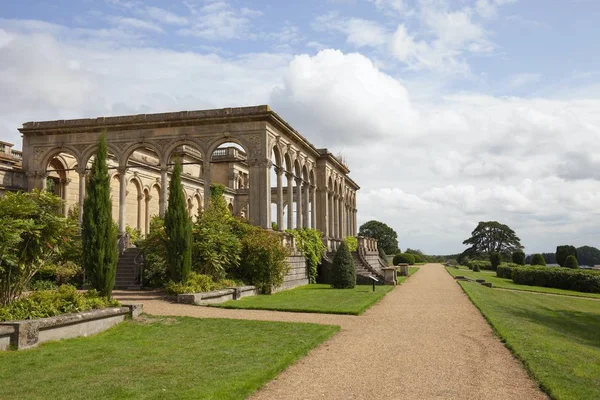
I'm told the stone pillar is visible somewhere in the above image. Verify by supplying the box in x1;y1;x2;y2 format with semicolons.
137;193;144;232
286;172;294;229
144;194;151;235
249;159;271;229
61;178;70;216
303;182;310;228
338;196;343;239
118;167;127;234
295;177;303;229
332;194;339;239
160;166;168;217
203;161;211;211
39;172;48;191
276;167;284;231
78;169;86;226
310;185;317;229
321;188;329;237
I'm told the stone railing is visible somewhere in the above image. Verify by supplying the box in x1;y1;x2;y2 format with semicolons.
281;232;299;254
357;236;378;255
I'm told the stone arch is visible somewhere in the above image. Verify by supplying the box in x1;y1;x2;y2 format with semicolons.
148;183;161;222
81;142;122;169
126;175;143;231
122;142;163;166
161;138;207;167
40;146;82;174
206;137;251;162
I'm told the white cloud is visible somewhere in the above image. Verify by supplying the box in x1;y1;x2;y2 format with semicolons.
108;16;164;33
508;72;542;88
314;13;388;49
145;6;189;26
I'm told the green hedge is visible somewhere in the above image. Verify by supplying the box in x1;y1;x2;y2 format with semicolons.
393;253;415;266
496;263;522;279
467;260;493;271
511;267;600;293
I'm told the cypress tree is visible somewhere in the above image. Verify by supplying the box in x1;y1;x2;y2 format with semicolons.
82;134;118;298
331;242;356;289
164;159;192;283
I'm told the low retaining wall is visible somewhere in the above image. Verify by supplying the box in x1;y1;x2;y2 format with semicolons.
0;304;143;351
278;254;309;291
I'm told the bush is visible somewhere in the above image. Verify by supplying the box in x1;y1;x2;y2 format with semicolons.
287;228;326;284
331;242;356;289
344;236;358;252
0;285;119;322
467;260;493;271
512;250;526;265
496;263;522;279
138;216;169;287
238;227;290;294
393;253;414;266
490;252;501;271
472;264;481;272
164;273;245;295
445;259;458;267
34;261;82;287
29;280;59;291
530;254;546;266
511;267;600;293
565;255;579;269
412;254;423;263
556;245;577;267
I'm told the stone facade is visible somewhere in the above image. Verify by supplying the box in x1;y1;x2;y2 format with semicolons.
0;141;26;196
17;105;360;249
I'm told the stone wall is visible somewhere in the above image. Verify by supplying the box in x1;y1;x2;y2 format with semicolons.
0;169;26;196
278;254;309;291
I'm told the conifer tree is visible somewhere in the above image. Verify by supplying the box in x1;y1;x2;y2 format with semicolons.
331;242;356;289
82;134;118;298
164;159;192;282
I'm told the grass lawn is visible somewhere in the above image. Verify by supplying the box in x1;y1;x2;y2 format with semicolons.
0;316;339;400
446;266;600;299
408;266;420;276
460;282;600;400
213;283;397;315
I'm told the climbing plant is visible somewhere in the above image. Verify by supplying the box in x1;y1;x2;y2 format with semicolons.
286;228;325;284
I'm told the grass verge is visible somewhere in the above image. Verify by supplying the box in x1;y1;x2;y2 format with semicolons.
0;316;339;400
408;266;420;276
212;283;396;315
459;281;600;400
446;266;600;299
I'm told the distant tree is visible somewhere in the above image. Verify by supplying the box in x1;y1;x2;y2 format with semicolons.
576;246;600;266
358;220;399;255
564;255;579;269
331;242;356;289
164;160;192;283
541;252;556;264
82;134;118;298
490;252;502;271
530;254;546;266
512;250;526;265
462;221;523;259
556;245;577;267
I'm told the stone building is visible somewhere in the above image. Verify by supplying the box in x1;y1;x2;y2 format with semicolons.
0;141;25;196
17;105;359;251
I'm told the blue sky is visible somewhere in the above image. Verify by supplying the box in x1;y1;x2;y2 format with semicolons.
1;0;600;254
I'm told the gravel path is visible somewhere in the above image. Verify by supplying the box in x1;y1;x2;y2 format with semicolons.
115;264;547;399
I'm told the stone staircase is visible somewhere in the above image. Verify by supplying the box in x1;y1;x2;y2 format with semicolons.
115;248;142;289
323;251;384;285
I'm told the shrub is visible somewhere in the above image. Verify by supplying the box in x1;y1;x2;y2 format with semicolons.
164;273;245;295
490;252;501;271
467;260;493;271
393;253;414;266
138;216;168;287
29;280;59;291
496;263;522;279
556;245;577;267
445;259;458;267
34;261;82;287
512;250;526;265
511;267;600;293
238;227;290;294
565;255;579;269
344;236;358;252
331;242;356;289
472;264;481;272
0;285;119;322
412;254;423;263
164;160;192;283
530;254;546;266
287;228;326;284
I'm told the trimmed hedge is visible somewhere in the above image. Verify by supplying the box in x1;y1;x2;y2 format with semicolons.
467;260;493;271
530;253;546;266
496;263;522;279
565;255;579;269
512;267;600;293
490;252;501;271
393;253;415;266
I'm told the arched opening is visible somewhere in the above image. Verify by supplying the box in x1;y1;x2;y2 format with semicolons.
210;141;249;218
309;169;316;229
302;166;309;229
270;146;283;231
293;160;302;229
126;177;143;234
283;153;294;230
85;147;120;226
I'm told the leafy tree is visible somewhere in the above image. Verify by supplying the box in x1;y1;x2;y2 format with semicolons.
193;184;241;280
82;134;118;298
358;220;399;255
530;253;546;266
512;250;526;265
576;245;600;266
462;221;523;259
164;160;192;283
556;245;577;267
331;242;356;289
0;191;76;306
490;252;502;271
564;255;579;269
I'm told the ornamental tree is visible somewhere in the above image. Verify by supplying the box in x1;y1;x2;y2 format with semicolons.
82;134;118;298
556;245;577;267
331;242;356;289
512;250;526;265
164;159;192;283
462;221;523;259
358;220;399;255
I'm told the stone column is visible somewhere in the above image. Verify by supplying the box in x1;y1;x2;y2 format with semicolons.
39;172;48;191
78;168;86;226
303;182;310;228
310;185;317;229
332;194;339;239
118;167;127;234
160;166;168;217
286;172;294;229
249;159;272;229
202;161;211;211
144;194;151;235
61;178;70;216
338;196;344;239
137;193;144;232
276;167;284;231
295;177;303;229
